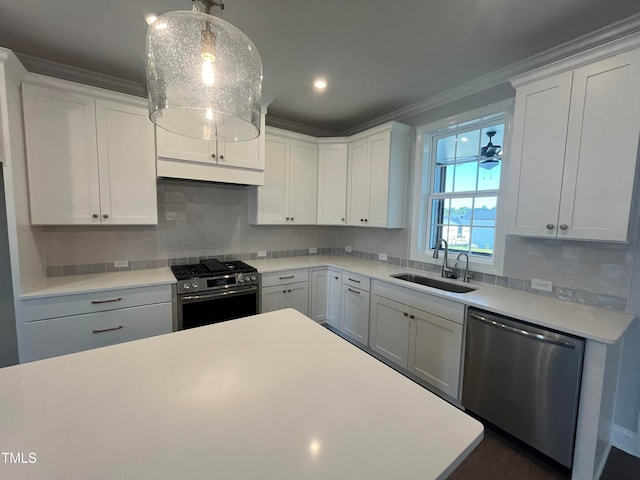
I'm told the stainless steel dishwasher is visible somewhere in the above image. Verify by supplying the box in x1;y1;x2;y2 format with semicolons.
462;308;585;468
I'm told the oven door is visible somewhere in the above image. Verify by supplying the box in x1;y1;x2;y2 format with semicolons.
177;285;259;330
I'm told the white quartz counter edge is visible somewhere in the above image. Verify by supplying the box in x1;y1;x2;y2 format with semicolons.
20;267;175;299
252;256;634;344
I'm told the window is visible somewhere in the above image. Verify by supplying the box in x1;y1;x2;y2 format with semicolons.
411;101;512;274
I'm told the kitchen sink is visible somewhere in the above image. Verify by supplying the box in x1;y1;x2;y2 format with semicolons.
391;273;477;293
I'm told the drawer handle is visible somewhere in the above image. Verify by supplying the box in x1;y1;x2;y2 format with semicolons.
91;297;122;305
348;277;361;283
279;275;294;280
347;288;360;294
92;325;124;334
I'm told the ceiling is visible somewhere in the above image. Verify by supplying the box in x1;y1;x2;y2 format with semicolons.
1;0;640;135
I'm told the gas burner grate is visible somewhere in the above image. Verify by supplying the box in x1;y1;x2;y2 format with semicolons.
170;264;210;280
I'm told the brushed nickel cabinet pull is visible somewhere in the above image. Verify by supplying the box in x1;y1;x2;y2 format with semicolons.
93;325;123;334
347;288;360;294
348;277;361;283
279;275;294;280
91;297;122;305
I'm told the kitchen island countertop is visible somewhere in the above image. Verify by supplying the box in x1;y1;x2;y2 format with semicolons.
0;309;483;480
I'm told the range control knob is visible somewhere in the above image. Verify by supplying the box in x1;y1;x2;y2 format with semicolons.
191;282;198;289
238;276;244;283
250;275;257;281
183;284;190;290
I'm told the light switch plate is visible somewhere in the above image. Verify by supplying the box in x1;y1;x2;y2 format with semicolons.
114;260;129;268
257;251;267;258
309;247;317;254
378;253;387;261
531;278;553;292
345;246;352;253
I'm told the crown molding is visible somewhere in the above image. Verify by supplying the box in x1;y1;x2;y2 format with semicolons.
265;115;337;137
15;53;147;97
0;48;28;84
342;12;640;136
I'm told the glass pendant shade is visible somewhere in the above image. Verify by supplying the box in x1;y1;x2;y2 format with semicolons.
146;10;262;141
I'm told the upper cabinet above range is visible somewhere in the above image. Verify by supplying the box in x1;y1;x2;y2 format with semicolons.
155;107;266;186
22;75;157;225
506;41;640;242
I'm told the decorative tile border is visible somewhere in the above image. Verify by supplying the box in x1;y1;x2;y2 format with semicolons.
46;246;627;312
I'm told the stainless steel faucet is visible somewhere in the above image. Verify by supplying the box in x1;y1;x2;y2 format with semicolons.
432;238;456;278
455;252;473;283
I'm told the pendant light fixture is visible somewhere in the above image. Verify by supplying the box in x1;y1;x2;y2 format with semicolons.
145;0;262;142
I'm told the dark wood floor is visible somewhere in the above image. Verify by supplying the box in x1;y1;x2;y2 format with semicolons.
448;423;640;479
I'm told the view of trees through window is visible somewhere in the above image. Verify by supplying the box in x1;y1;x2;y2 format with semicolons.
428;117;504;258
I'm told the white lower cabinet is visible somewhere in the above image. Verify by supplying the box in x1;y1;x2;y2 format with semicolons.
340;284;370;346
260;269;310;316
370;295;411;369
407;308;463;399
370;280;464;399
19;285;173;363
326;269;342;328
310;268;329;322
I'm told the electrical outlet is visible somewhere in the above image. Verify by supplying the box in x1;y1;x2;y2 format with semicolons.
345;246;352;253
257;251;267;258
114;260;129;268
378;253;387;261
309;247;317;254
531;278;553;293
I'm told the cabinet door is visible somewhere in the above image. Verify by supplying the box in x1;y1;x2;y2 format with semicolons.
310;269;328;322
287;282;309;316
95;99;158;225
20;302;172;362
261;285;288;313
559;49;640;241
156;127;214;164
366;131;392;227
256;136;289;223
346;138;370;226
340;285;370;346
22;84;100;225
505;72;573;237
216;109;265;170
327;269;342;328
317;143;348;225
408;308;462;399
289;140;318;224
369;295;411;369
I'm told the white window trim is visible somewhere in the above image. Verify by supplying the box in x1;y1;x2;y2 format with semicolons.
409;99;514;276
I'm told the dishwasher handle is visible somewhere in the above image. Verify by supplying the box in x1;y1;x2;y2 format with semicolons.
469;312;577;349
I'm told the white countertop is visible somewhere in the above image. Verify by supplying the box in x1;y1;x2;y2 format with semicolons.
20;267;175;299
0;309;483;480
20;256;634;343
251;256;634;344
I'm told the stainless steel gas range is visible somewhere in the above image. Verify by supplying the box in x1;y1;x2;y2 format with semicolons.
171;259;259;330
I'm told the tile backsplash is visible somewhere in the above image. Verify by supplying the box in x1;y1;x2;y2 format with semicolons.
36;179;635;311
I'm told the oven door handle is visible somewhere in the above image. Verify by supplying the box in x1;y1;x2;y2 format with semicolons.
180;287;259;304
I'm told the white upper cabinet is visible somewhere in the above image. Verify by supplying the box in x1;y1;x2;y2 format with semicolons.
248;129;318;225
506;45;640;242
317;142;348;225
346;122;411;228
22;77;157;225
156;107;266;185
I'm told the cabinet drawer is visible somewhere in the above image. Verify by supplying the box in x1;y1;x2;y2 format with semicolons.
261;269;309;287
342;271;370;291
372;280;464;324
20;302;173;362
22;284;173;322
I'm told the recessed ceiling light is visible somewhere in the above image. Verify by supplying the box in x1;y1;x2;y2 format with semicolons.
313;79;328;90
145;14;158;25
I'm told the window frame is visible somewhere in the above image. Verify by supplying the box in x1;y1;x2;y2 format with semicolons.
409;100;514;276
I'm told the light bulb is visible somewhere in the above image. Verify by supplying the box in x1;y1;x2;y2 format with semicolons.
202;56;215;86
206;108;214;121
